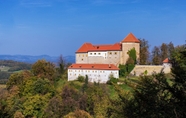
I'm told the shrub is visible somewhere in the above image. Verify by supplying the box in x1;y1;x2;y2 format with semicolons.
77;76;85;82
107;75;118;85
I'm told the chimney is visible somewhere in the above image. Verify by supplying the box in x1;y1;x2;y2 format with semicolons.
109;64;111;68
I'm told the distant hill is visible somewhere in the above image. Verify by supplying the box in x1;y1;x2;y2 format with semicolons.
0;55;75;64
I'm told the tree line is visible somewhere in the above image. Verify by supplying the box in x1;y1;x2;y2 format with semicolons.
139;39;174;65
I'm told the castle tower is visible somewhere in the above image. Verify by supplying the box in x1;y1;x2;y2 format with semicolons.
120;33;140;64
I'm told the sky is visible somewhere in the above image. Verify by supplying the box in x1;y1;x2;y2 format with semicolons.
0;0;186;56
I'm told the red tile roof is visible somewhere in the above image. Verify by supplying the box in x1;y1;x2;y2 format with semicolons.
121;33;140;43
163;58;169;63
76;43;121;53
68;64;119;70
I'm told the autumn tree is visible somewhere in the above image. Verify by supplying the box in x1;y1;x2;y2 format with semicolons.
31;60;56;81
152;46;161;65
139;38;150;65
160;43;169;62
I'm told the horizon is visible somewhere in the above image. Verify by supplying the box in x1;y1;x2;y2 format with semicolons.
0;0;186;56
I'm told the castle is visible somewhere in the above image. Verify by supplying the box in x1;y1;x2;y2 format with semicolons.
68;33;140;83
75;33;140;66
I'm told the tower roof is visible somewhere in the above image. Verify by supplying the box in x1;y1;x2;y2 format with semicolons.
163;58;169;63
121;33;140;43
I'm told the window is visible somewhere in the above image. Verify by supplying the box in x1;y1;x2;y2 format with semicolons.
82;59;83;61
90;53;92;55
79;55;80;57
82;55;84;57
92;70;94;73
86;54;88;57
94;53;96;55
115;52;117;55
109;52;112;55
98;53;101;55
95;71;97;73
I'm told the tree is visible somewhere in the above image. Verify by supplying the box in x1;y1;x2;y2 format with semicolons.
169;44;186;117
139;39;150;65
64;109;92;118
168;42;174;58
160;43;169;62
31;60;56;81
152;46;161;65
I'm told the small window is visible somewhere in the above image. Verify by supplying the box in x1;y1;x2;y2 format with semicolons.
82;59;83;61
115;52;117;55
92;70;94;73
82;55;84;57
94;53;96;55
98;53;101;55
90;53;92;55
110;52;112;55
88;70;90;72
86;54;88;57
95;71;97;73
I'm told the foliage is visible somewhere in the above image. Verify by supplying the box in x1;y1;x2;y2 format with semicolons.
107;75;118;85
152;46;161;65
127;48;136;64
169;44;186;117
31;60;56;81
119;48;136;77
64;109;92;118
139;38;150;65
77;75;85;82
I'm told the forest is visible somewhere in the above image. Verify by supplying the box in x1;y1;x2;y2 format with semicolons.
0;42;185;118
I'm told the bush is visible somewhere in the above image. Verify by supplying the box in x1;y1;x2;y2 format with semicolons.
77;76;85;82
107;75;118;85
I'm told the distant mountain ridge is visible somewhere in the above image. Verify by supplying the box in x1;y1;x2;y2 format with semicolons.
0;55;75;64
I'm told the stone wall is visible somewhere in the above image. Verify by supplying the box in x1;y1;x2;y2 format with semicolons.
131;65;171;76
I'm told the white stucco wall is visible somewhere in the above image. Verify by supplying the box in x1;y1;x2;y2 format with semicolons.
68;69;119;83
88;51;107;58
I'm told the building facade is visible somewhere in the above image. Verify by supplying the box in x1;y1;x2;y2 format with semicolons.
75;33;140;66
68;33;140;83
68;64;119;83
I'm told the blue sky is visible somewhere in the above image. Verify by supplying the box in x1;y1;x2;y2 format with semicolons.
0;0;186;56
